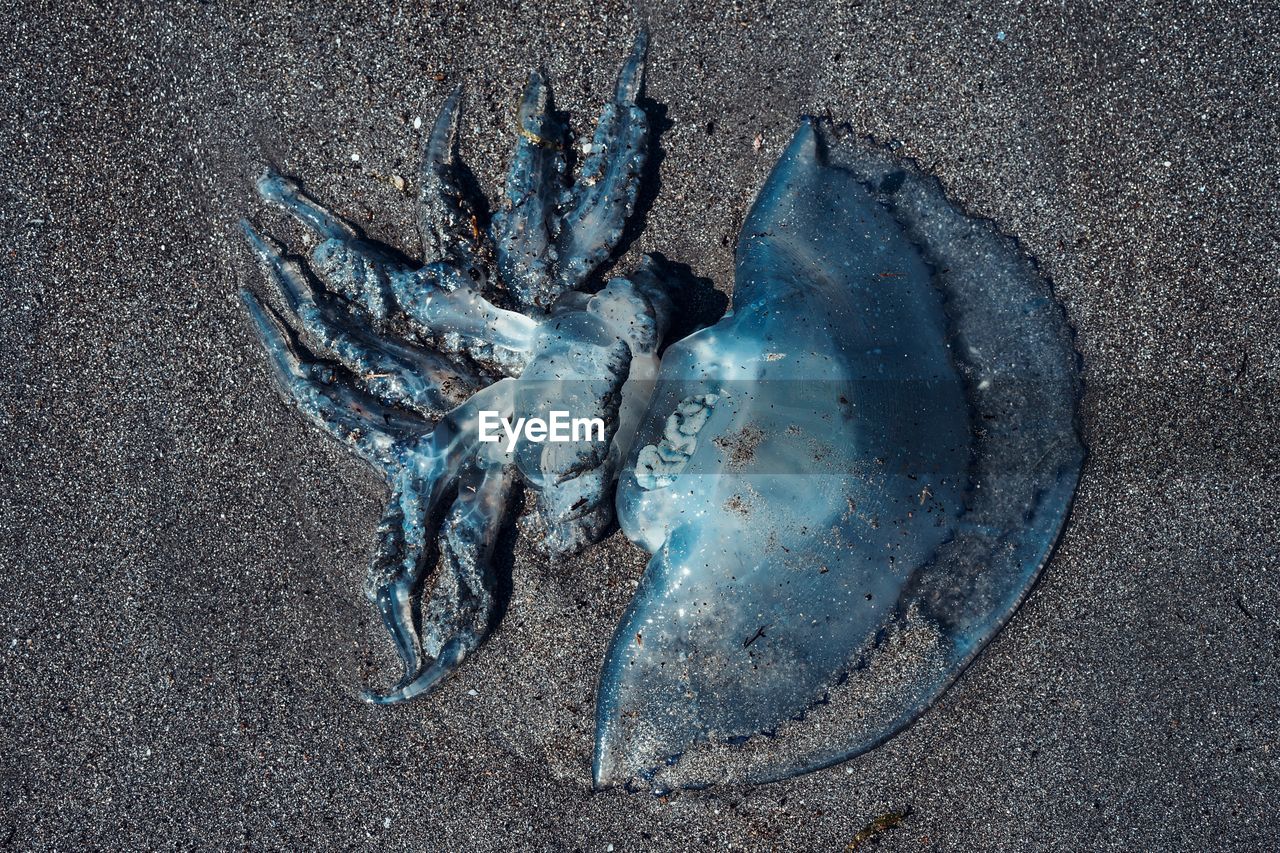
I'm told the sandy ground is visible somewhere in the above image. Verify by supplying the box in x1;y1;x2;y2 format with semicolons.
2;0;1278;849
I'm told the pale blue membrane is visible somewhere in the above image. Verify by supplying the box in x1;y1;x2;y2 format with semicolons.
597;120;1083;790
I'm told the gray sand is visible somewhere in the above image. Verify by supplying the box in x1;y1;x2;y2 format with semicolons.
2;1;1277;849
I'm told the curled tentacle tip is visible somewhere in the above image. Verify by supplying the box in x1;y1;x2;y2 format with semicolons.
628;30;650;64
635;252;662;273
358;687;405;706
519;70;550;112
238;289;293;366
236;286;259;312
514;73;564;146
359;668;443;705
255;169;303;209
615;32;649;103
238;218;270;253
426;86;465;161
436;84;464;124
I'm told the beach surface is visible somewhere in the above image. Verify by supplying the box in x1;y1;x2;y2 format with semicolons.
2;1;1277;848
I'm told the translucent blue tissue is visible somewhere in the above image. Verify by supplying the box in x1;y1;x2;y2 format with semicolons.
597;120;1083;790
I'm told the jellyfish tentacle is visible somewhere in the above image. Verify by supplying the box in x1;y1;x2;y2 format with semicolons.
349;380;514;701
240;289;424;471
254;170;405;323
491;70;568;312
239;37;672;720
555;32;650;293
417;85;490;281
255;169;358;241
254;169;538;369
362;446;515;705
362;467;433;683
241;222;482;418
